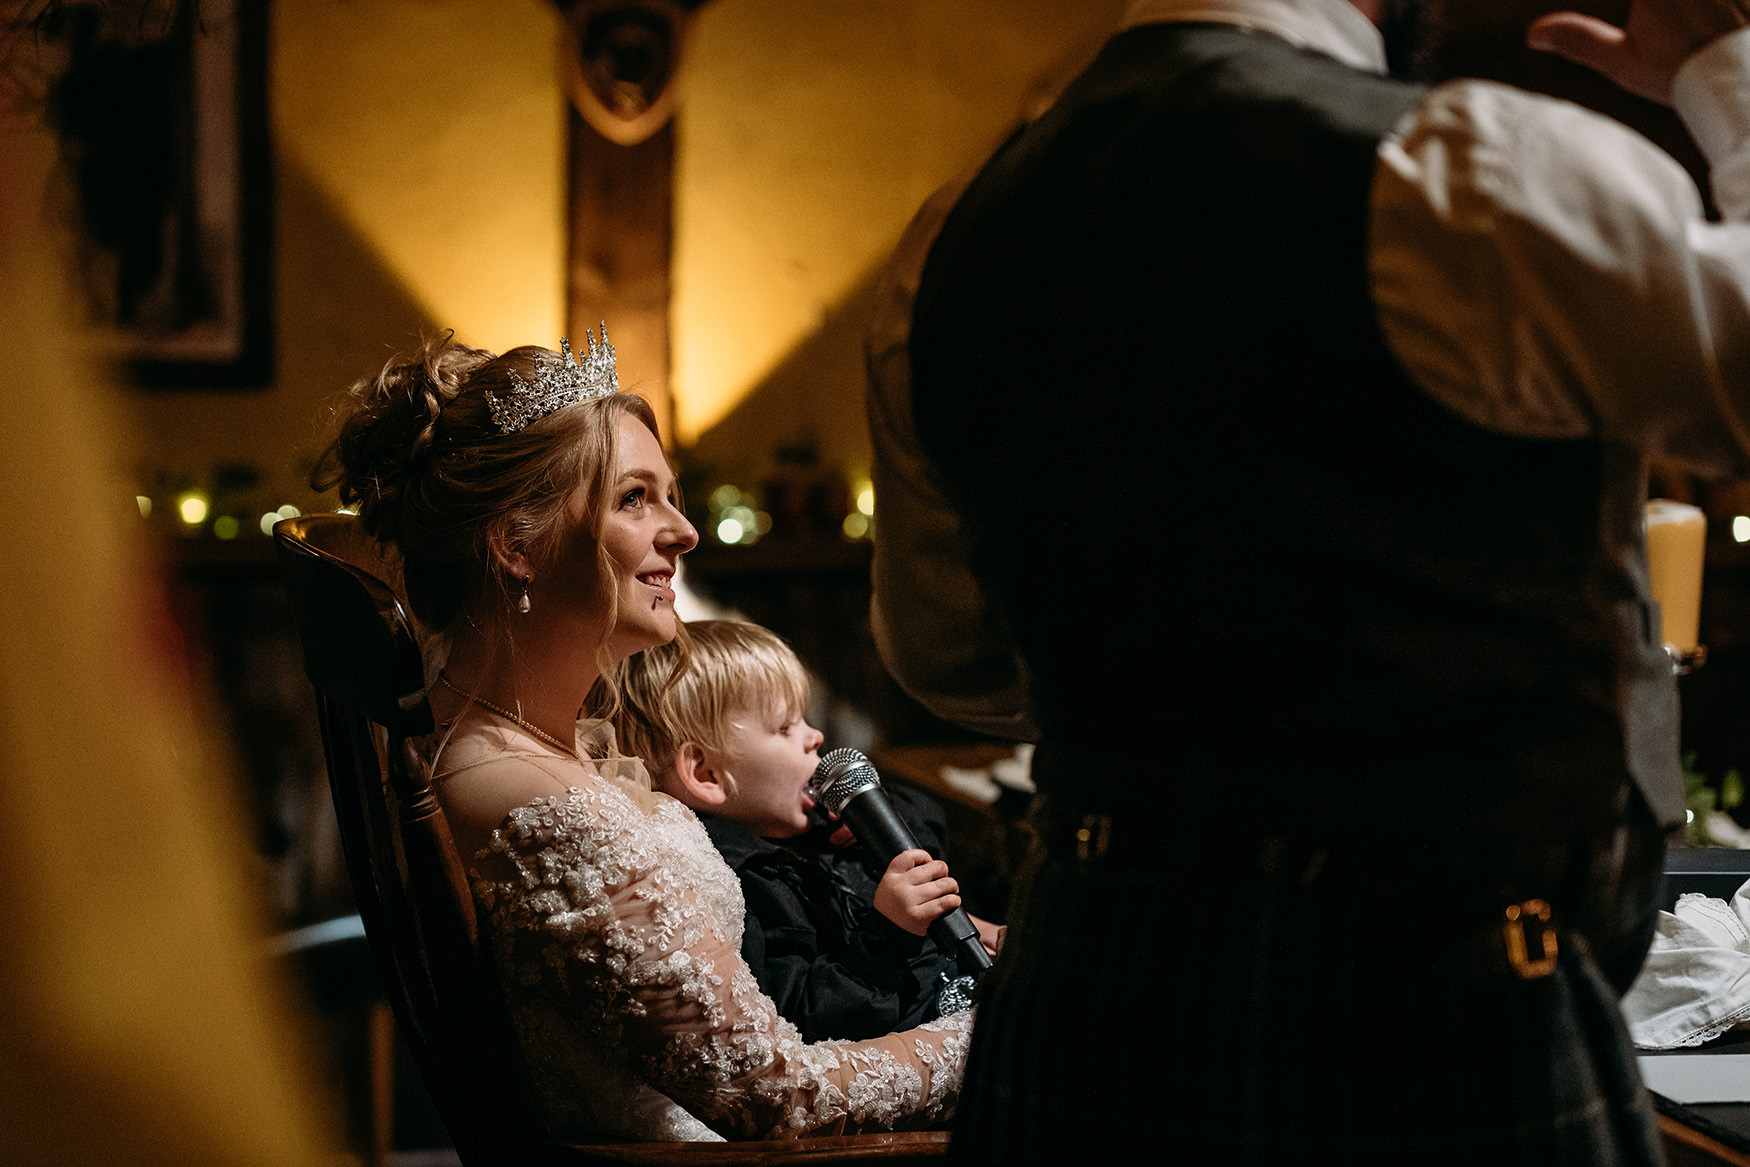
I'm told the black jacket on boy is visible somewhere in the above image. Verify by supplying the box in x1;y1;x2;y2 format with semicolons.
699;786;965;1043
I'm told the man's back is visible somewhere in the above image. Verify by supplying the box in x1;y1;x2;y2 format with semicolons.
896;10;1696;1162
911;21;1675;856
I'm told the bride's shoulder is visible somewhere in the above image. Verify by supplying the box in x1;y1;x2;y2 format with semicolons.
430;720;689;851
430;724;599;844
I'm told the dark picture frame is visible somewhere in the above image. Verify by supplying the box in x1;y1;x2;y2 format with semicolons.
51;0;273;387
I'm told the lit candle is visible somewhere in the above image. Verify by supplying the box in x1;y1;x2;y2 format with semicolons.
1645;499;1707;652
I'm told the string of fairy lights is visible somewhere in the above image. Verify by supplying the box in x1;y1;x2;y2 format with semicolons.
132;483;1750;548
137;477;881;545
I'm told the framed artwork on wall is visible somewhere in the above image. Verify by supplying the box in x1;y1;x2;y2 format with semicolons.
47;0;273;387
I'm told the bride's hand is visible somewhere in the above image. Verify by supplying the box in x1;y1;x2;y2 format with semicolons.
632;985;712;1034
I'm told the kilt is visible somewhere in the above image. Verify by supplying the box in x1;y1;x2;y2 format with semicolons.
949;815;1666;1166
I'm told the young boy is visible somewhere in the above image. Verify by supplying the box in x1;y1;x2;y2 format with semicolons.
602;619;999;1042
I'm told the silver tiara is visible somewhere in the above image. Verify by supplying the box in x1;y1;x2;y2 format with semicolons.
486;325;619;434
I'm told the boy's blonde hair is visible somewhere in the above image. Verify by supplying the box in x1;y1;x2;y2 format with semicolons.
601;619;811;787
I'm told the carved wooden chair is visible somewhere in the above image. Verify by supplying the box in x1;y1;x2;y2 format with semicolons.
274;513;950;1166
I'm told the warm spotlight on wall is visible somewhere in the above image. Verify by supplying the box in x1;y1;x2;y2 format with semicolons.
555;0;713;145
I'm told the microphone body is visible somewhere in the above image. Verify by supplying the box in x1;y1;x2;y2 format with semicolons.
812;748;994;975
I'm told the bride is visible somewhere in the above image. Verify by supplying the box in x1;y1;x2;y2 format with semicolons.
315;329;969;1141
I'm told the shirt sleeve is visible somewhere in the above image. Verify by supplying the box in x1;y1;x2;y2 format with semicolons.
1368;28;1750;478
865;176;1039;741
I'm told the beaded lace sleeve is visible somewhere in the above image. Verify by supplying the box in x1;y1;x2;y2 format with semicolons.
471;780;970;1140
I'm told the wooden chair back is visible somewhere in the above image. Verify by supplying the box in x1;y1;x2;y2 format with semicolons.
275;513;546;1164
273;513;949;1165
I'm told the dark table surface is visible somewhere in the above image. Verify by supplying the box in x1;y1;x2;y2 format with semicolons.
1647;1028;1750;1155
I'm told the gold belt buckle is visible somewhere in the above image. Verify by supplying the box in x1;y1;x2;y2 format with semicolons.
1503;898;1559;979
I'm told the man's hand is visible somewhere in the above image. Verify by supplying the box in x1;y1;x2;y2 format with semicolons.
1528;2;1750;104
873;849;961;936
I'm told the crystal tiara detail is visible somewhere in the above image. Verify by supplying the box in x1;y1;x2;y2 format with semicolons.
486;325;620;434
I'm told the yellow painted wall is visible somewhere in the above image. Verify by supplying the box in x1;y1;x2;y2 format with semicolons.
127;0;1125;523
673;0;1124;489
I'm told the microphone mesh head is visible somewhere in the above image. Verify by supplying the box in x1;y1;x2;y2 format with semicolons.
811;747;880;815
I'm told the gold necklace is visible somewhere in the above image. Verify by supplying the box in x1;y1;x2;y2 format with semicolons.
437;672;577;758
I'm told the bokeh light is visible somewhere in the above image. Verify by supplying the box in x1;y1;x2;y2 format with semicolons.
261;504;303;536
706;484;768;545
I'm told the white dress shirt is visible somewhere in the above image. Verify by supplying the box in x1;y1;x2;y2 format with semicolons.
871;0;1750;730
1121;0;1750;476
1121;0;1384;70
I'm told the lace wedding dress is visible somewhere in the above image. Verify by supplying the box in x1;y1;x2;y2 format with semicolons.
433;720;971;1142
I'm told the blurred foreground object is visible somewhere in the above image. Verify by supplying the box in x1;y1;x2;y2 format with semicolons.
0;58;334;1167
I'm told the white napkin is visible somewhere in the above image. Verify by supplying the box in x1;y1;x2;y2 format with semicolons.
939;744;1035;806
1622;879;1750;1048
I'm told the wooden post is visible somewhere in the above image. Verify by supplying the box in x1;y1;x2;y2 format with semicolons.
566;112;676;445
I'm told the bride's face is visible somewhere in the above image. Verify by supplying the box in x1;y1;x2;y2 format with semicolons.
591;413;698;659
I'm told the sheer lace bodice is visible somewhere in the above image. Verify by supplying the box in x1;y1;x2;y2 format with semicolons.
434;721;970;1142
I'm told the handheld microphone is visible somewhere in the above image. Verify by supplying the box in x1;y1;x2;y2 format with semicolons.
811;747;994;975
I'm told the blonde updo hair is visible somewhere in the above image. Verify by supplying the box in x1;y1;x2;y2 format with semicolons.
597;619;811;790
313;332;661;639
